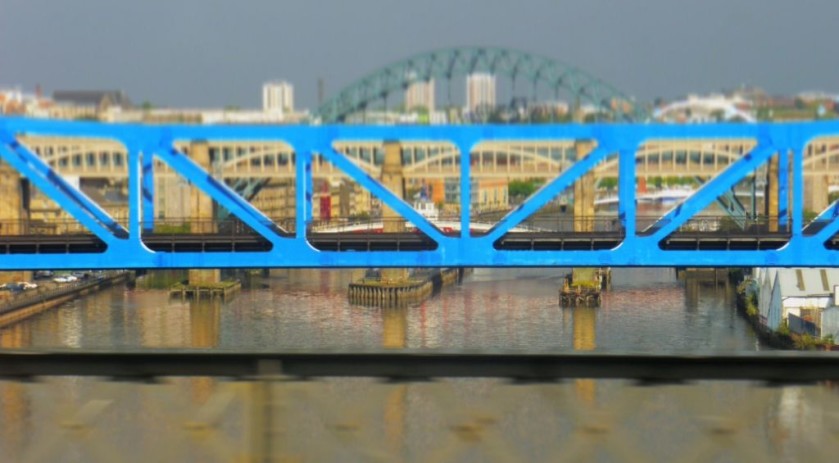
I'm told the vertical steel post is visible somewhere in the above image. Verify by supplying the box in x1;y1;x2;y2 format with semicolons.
127;144;141;239
295;149;312;240
141;148;155;232
458;141;472;237
618;147;636;237
778;148;789;229
792;145;804;236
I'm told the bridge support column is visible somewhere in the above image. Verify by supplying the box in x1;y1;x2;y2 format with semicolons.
0;164;31;284
188;269;221;286
186;141;220;286
764;153;779;232
380;141;409;284
805;174;829;216
189;141;217;234
573;140;596;233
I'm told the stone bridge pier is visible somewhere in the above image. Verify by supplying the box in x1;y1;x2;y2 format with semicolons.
186;140;221;286
380;141;409;284
0;163;31;284
573;140;596;233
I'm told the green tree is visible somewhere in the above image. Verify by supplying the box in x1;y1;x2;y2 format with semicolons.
598;177;618;190
508;179;545;199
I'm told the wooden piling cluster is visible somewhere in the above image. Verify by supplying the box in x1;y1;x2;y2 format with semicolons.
348;280;433;307
169;280;241;299
348;268;462;307
559;268;610;307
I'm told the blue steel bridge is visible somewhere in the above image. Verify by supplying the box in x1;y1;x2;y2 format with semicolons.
2;118;839;269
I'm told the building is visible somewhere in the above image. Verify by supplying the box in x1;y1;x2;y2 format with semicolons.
50;90;132;120
405;78;435;113
754;267;839;340
263;81;294;114
443;178;509;213
249;180;296;221
653;94;755;123
466;73;496;113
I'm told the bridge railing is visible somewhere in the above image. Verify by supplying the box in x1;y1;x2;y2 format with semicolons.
0;350;836;463
637;215;793;236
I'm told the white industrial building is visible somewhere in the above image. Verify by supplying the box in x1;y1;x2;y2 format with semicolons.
753;268;839;339
263;81;294;114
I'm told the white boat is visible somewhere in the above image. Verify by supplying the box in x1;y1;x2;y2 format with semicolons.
413;199;439;221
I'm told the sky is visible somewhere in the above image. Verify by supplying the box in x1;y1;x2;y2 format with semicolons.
1;0;837;110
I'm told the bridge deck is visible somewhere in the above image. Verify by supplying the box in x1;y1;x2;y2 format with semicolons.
0;231;818;254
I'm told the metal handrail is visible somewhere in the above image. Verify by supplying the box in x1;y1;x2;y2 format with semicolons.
0;215;814;240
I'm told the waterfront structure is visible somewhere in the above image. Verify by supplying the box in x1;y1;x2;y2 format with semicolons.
466;73;496;113
311;179;372;222
754;268;839;339
262;81;294;114
50;90;132;121
404;78;435;113
654;94;756;123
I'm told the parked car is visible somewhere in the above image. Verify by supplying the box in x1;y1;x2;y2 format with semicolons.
0;283;23;292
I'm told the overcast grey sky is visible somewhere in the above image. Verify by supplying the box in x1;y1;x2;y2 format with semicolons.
1;0;836;109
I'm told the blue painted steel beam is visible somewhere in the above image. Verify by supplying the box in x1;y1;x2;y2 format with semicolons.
792;147;805;237
152;144;288;244
646;145;774;241
778;149;789;227
0;132;126;244
810;197;839;226
482;144;612;244
0;118;837;269
141;148;155;232
217;178;270;221
618;147;637;237
317;143;450;244
127;145;141;239
295;147;312;241
700;175;749;230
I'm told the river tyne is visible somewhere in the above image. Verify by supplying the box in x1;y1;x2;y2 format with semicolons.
0;267;835;462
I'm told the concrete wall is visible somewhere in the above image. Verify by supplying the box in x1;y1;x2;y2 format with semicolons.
822;307;839;340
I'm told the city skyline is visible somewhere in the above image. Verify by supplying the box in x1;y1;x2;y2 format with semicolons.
2;0;838;110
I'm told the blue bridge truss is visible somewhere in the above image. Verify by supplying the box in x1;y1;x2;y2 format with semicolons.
1;117;839;269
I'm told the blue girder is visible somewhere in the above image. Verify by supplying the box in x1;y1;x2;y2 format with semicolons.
0;117;838;269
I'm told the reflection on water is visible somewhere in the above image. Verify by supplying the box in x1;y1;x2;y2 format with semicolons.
573;305;598;404
0;322;30;459
382;308;408;349
0;267;758;352
190;298;221;349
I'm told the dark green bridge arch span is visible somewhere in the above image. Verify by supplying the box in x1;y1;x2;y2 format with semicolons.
316;46;644;123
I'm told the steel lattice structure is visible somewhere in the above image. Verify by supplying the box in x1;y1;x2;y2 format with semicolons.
2;117;839;269
316;46;644;123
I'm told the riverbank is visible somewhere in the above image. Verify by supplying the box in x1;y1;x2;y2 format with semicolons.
0;271;131;328
734;275;839;351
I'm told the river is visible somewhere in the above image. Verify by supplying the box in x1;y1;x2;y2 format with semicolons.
0;268;834;462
